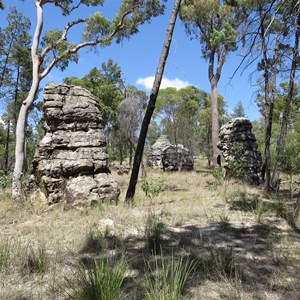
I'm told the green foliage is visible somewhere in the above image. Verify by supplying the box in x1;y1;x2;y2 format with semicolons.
227;143;248;179
156;86;229;159
144;212;165;254
83;12;110;42
65;256;124;300
231;100;246;118
0;170;11;188
42;29;79;71
141;176;167;199
180;0;239;56
279;141;300;176
211;166;223;181
63;59;125;127
210;21;237;50
112;0;166;43
144;252;195;300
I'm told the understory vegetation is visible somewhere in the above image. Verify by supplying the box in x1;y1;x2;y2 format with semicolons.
0;160;299;300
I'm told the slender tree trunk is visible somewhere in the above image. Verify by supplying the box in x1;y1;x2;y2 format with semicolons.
125;0;182;202
129;142;133;166
259;8;272;192
0;39;13;86
272;12;300;187
4;120;10;175
12;2;43;199
13;65;20;134
210;77;220;166
119;143;123;165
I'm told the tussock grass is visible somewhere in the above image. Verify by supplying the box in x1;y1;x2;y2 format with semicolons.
144;251;195;300
63;255;125;300
0;167;299;299
144;212;165;254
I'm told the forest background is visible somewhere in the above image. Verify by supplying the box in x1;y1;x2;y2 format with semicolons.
0;0;299;195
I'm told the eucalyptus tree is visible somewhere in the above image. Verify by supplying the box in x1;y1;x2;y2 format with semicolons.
156;86;201;153
125;0;182;202
197;92;228;166
0;7;32;175
180;0;240;166
116;86;147;165
237;0;300;191
271;0;300;187
12;0;167;199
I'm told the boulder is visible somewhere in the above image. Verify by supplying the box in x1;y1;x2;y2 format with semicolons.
33;82;120;206
217;117;263;185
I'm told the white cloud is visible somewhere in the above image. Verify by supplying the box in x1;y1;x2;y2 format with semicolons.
136;76;192;90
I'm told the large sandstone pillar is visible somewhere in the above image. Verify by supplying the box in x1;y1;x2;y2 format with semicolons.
33;83;120;206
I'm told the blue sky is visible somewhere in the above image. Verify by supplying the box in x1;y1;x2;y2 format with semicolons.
1;0;261;120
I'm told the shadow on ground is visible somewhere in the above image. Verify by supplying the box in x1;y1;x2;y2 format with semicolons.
78;213;300;300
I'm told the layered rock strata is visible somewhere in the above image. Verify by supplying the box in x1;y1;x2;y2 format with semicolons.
33;82;120;206
147;135;193;171
217;117;262;185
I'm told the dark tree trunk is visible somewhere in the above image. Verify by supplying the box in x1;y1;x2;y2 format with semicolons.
119;143;123;165
259;7;272;193
4;120;10;175
272;11;300;187
125;0;182;202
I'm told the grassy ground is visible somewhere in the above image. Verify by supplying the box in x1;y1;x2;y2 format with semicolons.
0;163;299;299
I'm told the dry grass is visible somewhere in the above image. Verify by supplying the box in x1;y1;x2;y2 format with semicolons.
0;165;299;299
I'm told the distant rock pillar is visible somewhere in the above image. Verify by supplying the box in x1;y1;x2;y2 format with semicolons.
217;117;263;185
33;82;120;206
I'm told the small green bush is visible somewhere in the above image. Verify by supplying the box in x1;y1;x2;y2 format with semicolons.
227;143;247;179
141;176;167;200
0;171;11;189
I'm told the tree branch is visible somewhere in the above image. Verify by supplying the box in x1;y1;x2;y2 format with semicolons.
40;18;86;59
40;7;137;79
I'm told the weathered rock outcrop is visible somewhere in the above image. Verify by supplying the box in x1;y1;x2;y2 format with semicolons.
217;117;262;185
147;135;193;171
147;135;171;169
33;83;120;206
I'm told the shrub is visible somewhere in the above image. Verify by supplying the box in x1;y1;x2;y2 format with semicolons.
141;176;167;200
227;143;247;179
